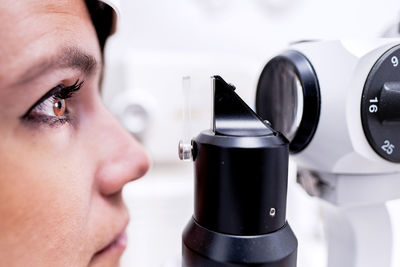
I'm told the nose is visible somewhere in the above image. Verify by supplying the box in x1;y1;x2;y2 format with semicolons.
90;103;150;196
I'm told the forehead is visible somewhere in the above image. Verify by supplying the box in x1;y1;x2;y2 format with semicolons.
0;0;100;84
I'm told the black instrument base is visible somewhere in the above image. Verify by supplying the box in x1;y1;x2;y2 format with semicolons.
182;218;297;267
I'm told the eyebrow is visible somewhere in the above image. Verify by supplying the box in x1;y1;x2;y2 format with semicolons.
16;46;98;85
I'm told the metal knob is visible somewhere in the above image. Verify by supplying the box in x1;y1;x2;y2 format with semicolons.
178;140;193;161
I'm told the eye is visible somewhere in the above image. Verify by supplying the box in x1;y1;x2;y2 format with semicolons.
35;96;67;117
21;80;84;126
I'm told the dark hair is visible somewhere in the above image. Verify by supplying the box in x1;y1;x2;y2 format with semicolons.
85;0;114;52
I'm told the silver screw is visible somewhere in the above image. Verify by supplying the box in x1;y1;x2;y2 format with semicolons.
263;120;272;126
178;140;193;161
269;208;276;217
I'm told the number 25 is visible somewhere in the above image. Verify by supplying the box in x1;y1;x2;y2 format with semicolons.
381;140;395;155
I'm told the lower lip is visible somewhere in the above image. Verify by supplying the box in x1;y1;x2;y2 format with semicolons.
93;231;128;259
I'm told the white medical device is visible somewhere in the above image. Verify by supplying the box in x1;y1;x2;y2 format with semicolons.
256;39;400;267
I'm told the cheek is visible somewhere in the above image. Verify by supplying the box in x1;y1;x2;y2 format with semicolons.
0;130;95;265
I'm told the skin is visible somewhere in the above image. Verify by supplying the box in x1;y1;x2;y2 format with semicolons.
0;0;149;266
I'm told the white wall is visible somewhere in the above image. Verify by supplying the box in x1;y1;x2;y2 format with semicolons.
101;1;400;266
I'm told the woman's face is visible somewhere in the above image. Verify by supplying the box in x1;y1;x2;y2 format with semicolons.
0;1;149;266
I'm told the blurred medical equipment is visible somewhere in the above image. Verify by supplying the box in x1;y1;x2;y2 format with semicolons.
382;14;400;38
179;76;297;266
103;49;260;163
256;39;400;267
98;1;400;266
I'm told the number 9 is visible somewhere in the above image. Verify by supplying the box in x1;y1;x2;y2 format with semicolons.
391;56;399;67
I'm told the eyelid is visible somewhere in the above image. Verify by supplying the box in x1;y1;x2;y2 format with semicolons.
20;79;84;120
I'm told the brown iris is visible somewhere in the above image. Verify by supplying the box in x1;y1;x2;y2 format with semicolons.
53;98;66;116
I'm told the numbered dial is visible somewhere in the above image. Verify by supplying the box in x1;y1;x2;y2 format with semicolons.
361;45;400;162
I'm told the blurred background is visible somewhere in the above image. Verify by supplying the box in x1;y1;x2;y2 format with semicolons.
100;0;400;266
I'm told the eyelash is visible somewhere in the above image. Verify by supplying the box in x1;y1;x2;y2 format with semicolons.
21;80;84;127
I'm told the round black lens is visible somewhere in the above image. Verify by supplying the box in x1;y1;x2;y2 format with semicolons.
256;50;320;153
